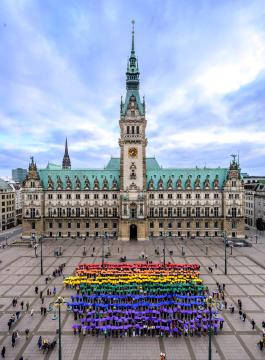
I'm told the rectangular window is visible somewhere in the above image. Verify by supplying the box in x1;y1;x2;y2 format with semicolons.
196;221;200;229
113;208;117;217
112;194;117;199
168;222;172;228
48;194;53;200
104;222;108;228
67;208;71;217
177;194;182;199
177;208;181;217
57;194;62;200
86;222;89;228
168;208;172;217
186;207;191;217
85;194;89;199
232;181;236;187
103;194;108;199
68;222;71;229
94;208;99;217
214;221;218;228
95;222;99;228
195;193;200;199
58;208;62;217
113;222;117;228
177;222;181;228
187;222;190;228
76;208;80;217
232;221;237;229
77;223;80;228
205;222;208;228
49;222;53;229
205;207;209;217
214;207;219;217
58;222;62;229
168;194;173;199
186;193;191;199
159;222;163;229
76;194;80;200
205;193;210;199
195;207;200;217
159;208;163;217
150;222;154;228
66;194;71;200
158;194;163;199
214;193;219;199
94;194;99;199
150;208;154;217
232;208;237;217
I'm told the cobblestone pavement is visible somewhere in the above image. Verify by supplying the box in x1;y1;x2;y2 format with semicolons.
0;234;265;360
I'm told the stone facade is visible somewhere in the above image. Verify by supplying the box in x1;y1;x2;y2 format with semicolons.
22;27;245;241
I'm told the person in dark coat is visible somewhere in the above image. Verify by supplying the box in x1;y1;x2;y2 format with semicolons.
1;346;6;358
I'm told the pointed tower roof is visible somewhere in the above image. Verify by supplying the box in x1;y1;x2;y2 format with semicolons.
121;20;144;116
62;138;71;169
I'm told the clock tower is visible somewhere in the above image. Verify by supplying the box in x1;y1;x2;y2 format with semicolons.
119;21;147;192
119;21;147;241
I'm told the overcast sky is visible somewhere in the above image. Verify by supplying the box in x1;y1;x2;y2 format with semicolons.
1;0;265;177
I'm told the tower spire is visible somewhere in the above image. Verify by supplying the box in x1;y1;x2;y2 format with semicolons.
131;19;135;54
62;137;71;169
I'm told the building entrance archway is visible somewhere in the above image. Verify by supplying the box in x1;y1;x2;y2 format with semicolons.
130;224;137;241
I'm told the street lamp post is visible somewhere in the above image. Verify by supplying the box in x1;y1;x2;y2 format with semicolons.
101;233;105;268
49;296;66;360
83;236;86;256
224;231;227;275
206;296;214;360
40;236;43;276
205;235;208;256
163;232;166;267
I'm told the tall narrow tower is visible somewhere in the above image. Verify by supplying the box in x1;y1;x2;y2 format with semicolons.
119;20;147;192
62;138;71;169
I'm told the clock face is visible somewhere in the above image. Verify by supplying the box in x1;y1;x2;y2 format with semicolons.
128;147;138;158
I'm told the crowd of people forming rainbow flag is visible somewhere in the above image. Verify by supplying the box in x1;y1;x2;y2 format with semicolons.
64;262;224;338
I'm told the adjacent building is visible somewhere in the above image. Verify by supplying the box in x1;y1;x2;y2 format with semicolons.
22;25;245;240
12;168;27;184
0;178;15;231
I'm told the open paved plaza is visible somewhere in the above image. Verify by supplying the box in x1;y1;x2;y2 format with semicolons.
0;231;265;360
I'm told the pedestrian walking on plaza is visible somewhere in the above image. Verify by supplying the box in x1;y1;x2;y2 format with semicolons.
215;264;217;269
11;335;15;348
1;346;5;358
40;306;43;316
251;319;256;330
40;290;43;299
262;321;265;328
43;306;47;316
26;301;29;311
20;301;24;310
30;309;34;317
7;319;12;331
18;356;23;360
41;297;44;304
12;298;16;307
45;277;48;284
16;311;20;320
224;301;227;310
243;313;246;322
53;286;56;296
238;299;242;310
25;328;29;340
34;286;38;295
222;283;225;291
92;247;95;253
258;339;263;351
37;335;42;350
118;247;120;254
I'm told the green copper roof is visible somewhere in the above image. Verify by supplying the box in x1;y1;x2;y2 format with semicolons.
46;163;62;170
38;169;119;191
105;157;161;171
147;168;228;190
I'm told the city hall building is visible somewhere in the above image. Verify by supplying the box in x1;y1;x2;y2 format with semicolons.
22;27;245;241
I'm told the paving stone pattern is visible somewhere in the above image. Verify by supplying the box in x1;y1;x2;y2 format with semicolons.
0;235;264;359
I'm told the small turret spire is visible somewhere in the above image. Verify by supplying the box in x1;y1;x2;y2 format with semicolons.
62;137;71;169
